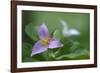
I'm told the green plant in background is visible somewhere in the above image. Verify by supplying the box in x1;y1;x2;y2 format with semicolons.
22;11;90;62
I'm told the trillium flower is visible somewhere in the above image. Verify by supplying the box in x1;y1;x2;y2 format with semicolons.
60;20;80;37
31;23;63;56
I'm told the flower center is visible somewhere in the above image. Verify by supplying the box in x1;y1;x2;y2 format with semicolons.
41;39;50;46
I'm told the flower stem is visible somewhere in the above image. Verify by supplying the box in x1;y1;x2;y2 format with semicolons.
47;49;50;60
42;50;50;61
54;48;62;56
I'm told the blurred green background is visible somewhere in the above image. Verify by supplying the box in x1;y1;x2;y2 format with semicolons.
22;10;90;62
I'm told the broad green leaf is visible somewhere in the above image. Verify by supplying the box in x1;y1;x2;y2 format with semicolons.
25;23;38;41
22;42;32;62
22;57;39;62
22;42;32;57
53;30;61;40
55;49;89;60
32;49;57;61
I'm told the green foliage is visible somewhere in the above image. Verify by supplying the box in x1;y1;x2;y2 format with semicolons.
22;42;33;62
25;23;38;41
53;30;62;40
22;10;90;62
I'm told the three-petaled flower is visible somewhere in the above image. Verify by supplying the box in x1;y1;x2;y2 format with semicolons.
31;23;63;56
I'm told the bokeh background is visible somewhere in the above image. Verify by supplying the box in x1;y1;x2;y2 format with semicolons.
22;10;90;62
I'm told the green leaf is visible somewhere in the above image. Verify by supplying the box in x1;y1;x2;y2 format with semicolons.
25;23;38;41
55;49;89;60
53;30;61;40
22;57;39;62
22;42;32;62
22;42;32;57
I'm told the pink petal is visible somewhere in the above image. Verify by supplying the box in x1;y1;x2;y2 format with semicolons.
49;38;63;49
31;41;47;56
38;23;50;39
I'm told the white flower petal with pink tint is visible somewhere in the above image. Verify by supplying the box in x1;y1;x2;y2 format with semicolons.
68;29;80;36
60;19;80;37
